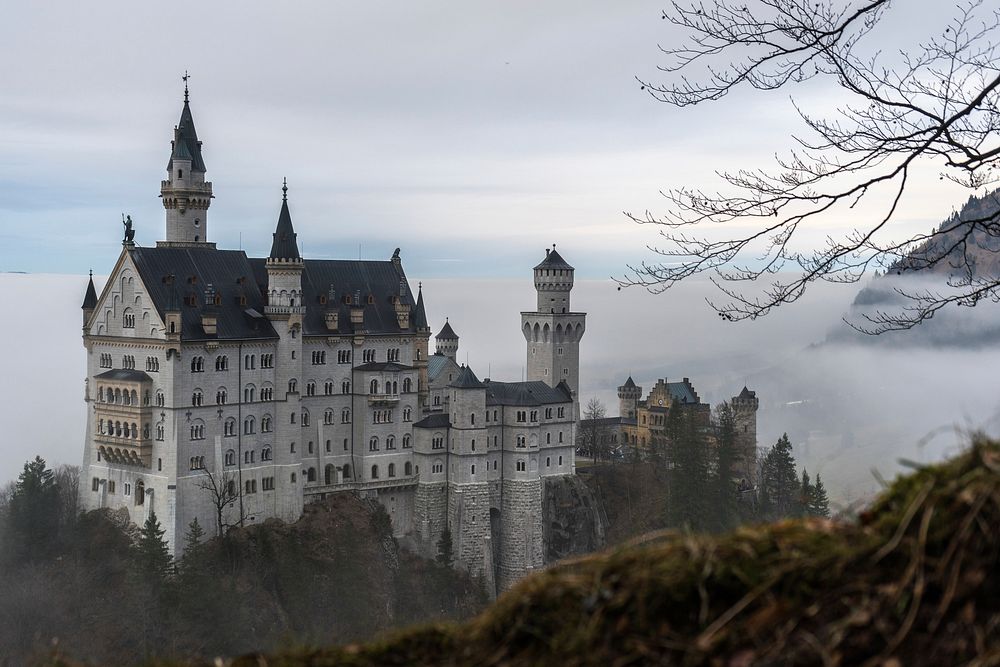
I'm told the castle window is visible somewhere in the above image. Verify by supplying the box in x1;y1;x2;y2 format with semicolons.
92;477;100;492
559;455;563;465
262;477;275;491
546;457;551;467
432;463;443;474
156;391;164;407
341;408;351;424
190;422;205;440
123;309;135;329
471;464;476;475
302;410;310;426
245;479;257;494
216;388;227;405
192;390;203;406
342;380;350;394
324;381;334;395
108;480;115;493
369;437;379;452
371;465;379;480
546;433;551;444
244;416;255;434
530;411;537;422
325;439;331;453
516;411;526;423
124;482;131;496
178;169;183;178
388;463;396;478
471;413;475;425
215;355;229;371
262;446;272;461
516;435;526;448
261;354;273;368
557;407;565;418
156;424;164;441
559;431;563;443
403;434;411;449
191;356;204;373
308;441;314;454
291;473;297;483
244;385;255;402
288;379;297;394
545;408;552;419
338;350;351;364
516;460;526;472
225;418;236;436
135;480;145;505
403;407;411;422
261;387;273;401
386;436;395;450
370;379;379;394
432;436;444;450
306;381;316;396
324;409;334;425
401;377;411;394
404;461;412;476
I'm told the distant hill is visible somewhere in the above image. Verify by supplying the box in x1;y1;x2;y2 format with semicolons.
832;189;1000;346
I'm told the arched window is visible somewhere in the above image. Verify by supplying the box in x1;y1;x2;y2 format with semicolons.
341;408;351;423
135;480;145;505
261;415;272;432
307;467;316;482
192;390;203;406
123;309;135;329
244;416;255;434
262;446;272;461
225;449;235;466
370;379;379;394
324;409;334;425
191;356;204;372
369;437;379;452
216;388;227;405
386;436;395;450
403;378;412;393
306;381;316;396
325;464;334;485
371;464;379;480
404;461;413;476
388;463;396;478
342;380;350;394
301;410;310;427
288;379;297;394
403;407;412;422
342;464;351;479
403;434;411;448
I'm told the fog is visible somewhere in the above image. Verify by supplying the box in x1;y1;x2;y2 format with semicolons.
4;271;1000;509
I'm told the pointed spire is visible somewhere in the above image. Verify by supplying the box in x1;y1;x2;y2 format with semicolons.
449;364;484;389
168;73;206;172
437;318;458;340
413;283;429;330
82;270;98;310
269;179;300;260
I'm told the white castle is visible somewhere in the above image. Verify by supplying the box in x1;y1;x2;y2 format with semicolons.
78;87;586;593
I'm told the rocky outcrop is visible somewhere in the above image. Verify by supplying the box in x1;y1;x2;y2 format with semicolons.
542;475;606;563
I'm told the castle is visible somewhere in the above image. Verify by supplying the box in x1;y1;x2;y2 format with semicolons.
78;86;585;593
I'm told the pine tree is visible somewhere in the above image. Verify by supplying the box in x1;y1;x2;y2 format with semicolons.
6;456;59;561
183;517;206;559
134;512;173;582
711;402;740;532
665;400;710;531
810;474;831;518
799;469;813;518
436;527;454;568
759;434;800;521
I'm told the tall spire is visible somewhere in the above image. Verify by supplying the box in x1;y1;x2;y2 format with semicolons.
183;70;190;103
269;179;300;260
82;270;98;310
161;75;213;246
413;283;429;330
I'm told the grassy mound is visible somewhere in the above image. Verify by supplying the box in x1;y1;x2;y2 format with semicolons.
69;440;1000;665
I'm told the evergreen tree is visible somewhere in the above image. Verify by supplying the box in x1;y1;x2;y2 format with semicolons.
809;474;831;518
759;434;800;521
133;512;173;582
436;527;454;568
6;456;60;561
183;517;206;560
799;469;813;518
665;400;710;531
711;402;740;532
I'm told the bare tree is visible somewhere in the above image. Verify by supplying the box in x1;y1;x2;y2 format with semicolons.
196;468;245;538
623;0;1000;332
582;398;613;462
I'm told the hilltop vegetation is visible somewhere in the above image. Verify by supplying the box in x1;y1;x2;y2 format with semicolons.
115;438;1000;666
0;459;487;665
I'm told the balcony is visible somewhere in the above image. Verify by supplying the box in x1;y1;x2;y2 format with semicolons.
95;434;152;468
367;393;401;405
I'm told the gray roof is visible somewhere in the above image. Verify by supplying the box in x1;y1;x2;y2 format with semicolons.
665;380;699;404
354;361;415;372
249;257;420;337
427;353;456;382
738;386;756;400
168;100;206;172
483;380;572;406
449;365;484;389
268;187;300;260
413;413;451;429
131;247;278;341
534;247;573;271
622;376;636;389
436;320;458;340
82;272;98;309
95;369;153;383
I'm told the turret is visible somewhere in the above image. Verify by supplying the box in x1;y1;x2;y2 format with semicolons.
533;244;574;313
81;270;98;329
436;319;459;360
264;179;305;315
159;77;213;246
617;376;642;419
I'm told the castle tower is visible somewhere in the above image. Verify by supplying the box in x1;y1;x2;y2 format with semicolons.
160;79;213;246
617;376;642;419
521;245;586;402
81;270;97;329
731;386;759;486
435;319;459;360
446;366;493;589
413;286;431;407
264;180;305;522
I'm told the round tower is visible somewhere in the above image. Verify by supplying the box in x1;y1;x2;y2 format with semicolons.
435;319;459;360
160;78;213;246
617;376;642;419
533;244;574;313
731;386;759;485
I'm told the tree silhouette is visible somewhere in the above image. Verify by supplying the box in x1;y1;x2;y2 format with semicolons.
624;0;1000;333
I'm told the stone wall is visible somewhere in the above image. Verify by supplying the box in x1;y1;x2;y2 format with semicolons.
498;477;543;591
542;475;607;563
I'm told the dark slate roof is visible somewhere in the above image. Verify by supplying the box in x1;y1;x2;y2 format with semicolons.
131;247;278;341
413;413;452;429
436;319;458;340
449;365;484;389
82;272;98;309
665;381;698;404
427;353;455;382
168;100;206;172
622;376;636;389
413;287;428;330
484;380;572;407
95;369;153;383
354;361;415;372
534;247;573;271
738;386;757;400
269;190;300;260
248;258;419;337
580;416;625;428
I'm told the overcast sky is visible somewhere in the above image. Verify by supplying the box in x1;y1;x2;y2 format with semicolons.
0;0;981;279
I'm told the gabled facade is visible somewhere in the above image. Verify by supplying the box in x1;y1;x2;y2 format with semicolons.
79;87;584;594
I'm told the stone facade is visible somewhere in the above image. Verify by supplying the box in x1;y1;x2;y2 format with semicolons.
78;88;584;594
